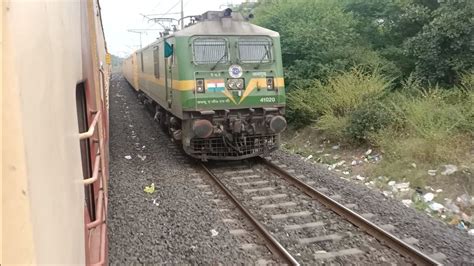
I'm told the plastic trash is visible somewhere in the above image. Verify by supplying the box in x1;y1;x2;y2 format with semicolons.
144;183;156;194
365;149;372;156
394;182;410;190
124;155;132;160
402;199;413;207
445;199;460;214
211;229;218;237
428;202;445;212
456;194;472;208
427;170;437;176
423;193;435;202
441;164;458;175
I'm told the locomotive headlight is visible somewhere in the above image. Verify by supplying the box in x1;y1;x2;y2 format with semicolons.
266;77;274;90
235;79;244;89
227;79;236;89
195;78;205;93
227;78;244;90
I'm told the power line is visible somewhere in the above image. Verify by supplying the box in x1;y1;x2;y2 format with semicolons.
127;29;161;49
163;0;181;16
150;1;161;12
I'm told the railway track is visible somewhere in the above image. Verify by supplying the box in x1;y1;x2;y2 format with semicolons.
134;80;442;264
199;157;441;265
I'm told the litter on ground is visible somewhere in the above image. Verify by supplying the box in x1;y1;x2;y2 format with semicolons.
144;183;156;194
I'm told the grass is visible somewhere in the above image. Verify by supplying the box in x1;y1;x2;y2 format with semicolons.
287;68;390;129
286;70;474;198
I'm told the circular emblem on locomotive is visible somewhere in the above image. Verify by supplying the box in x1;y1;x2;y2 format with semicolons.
228;64;243;78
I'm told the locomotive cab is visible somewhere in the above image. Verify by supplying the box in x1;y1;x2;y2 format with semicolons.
179;12;286;160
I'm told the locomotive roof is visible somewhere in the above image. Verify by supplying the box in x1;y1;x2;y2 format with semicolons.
135;11;279;53
174;11;279;37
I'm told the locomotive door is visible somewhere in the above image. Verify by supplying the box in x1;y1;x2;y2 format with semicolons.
164;40;174;109
165;51;172;109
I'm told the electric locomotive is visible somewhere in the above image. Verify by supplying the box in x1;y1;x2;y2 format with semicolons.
123;9;286;160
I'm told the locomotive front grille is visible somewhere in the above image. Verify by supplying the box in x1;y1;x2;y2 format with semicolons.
189;134;279;160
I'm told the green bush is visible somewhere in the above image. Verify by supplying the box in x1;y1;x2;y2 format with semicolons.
313;69;390;117
286;68;391;129
386;88;469;139
317;114;350;141
372;77;474;166
286;87;320;128
347;101;393;142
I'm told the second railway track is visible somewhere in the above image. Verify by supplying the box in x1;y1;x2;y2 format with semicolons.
199;157;440;265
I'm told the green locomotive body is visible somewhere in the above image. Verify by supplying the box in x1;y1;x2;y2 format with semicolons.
123;10;287;160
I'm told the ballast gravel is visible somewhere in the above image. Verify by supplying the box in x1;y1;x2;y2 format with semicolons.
107;74;266;264
270;150;474;264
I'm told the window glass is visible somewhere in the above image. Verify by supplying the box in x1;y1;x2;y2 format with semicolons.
193;38;228;64
238;38;272;63
153;46;159;78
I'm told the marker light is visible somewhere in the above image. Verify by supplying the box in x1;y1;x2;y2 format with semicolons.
266;77;274;90
196;78;205;93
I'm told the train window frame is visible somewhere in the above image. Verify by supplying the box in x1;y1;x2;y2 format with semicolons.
192;37;229;65
75;81;96;221
171;44;176;67
153;46;160;78
140;52;144;72
237;37;273;64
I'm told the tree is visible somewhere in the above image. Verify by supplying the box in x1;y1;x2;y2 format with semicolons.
253;0;388;87
343;0;433;80
405;1;474;86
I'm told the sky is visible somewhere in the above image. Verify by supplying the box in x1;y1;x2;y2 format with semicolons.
101;0;246;57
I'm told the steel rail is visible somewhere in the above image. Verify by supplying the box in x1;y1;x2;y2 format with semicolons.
200;163;300;266
259;157;440;266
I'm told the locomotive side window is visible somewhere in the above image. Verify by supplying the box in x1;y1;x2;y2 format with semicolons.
238;37;272;63
153;46;160;78
192;38;228;64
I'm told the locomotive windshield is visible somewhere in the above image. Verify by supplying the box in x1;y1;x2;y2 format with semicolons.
238;37;272;63
192;38;228;65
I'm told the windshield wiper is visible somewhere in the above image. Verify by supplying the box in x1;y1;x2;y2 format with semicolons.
211;53;227;70
254;46;270;69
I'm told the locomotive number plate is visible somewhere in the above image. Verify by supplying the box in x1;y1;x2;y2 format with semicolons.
260;97;276;103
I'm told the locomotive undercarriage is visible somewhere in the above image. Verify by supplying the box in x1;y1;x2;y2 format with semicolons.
149;100;286;160
184;108;285;160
